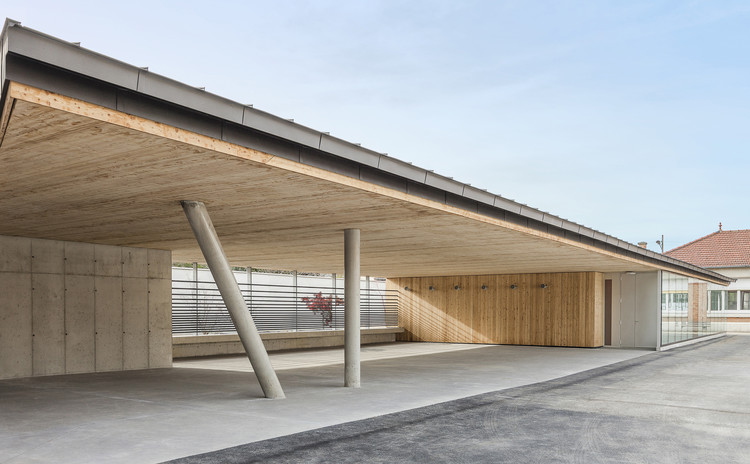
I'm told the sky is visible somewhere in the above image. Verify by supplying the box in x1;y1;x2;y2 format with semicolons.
5;1;749;252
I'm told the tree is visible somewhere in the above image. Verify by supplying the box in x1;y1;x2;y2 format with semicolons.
301;292;343;328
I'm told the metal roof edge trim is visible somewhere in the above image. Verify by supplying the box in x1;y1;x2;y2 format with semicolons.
6;25;139;90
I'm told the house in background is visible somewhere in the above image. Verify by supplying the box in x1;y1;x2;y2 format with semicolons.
666;227;750;332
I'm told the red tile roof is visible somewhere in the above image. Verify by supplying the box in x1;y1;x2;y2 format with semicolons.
666;229;750;268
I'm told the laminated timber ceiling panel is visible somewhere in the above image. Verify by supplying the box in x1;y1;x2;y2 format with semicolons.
0;82;659;277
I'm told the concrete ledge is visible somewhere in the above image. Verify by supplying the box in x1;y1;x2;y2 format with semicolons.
173;327;405;358
659;332;726;351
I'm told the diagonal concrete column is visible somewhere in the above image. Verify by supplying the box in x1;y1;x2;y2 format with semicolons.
181;201;285;399
344;228;361;387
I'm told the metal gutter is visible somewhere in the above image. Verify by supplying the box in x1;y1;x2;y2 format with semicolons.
0;19;733;286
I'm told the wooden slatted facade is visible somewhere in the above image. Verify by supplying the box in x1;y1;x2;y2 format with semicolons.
389;272;604;347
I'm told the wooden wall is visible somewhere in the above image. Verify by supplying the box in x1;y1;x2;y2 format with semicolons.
388;272;603;348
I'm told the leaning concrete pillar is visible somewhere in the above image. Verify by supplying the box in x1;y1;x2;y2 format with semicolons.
181;201;285;399
344;228;361;387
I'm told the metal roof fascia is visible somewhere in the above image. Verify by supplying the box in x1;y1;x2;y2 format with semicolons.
462;186;496;205
136;71;244;124
319;133;381;168
560;221;580;233
376;156;428;183
424;172;464;196
6;25;139;90
493;196;522;214
591;231;609;243
241;106;321;148
541;214;564;228
578;227;596;239
520;206;544;222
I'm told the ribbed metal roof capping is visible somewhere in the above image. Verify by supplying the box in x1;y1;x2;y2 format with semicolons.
0;19;733;285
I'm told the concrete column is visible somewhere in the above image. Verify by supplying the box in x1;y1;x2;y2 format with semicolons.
181;201;284;399
344;229;361;387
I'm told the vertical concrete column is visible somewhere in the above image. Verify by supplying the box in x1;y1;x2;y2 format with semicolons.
181;201;284;399
344;229;361;387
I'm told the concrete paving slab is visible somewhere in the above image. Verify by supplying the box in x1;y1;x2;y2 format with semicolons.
0;342;647;464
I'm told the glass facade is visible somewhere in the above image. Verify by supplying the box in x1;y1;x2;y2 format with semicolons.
661;271;726;346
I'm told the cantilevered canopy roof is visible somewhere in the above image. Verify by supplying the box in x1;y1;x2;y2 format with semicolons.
0;20;732;284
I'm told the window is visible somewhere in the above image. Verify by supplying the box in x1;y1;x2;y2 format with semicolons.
727;291;738;310
709;290;750;311
662;292;688;311
710;291;724;311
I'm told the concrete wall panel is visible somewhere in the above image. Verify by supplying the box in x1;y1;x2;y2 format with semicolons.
147;249;171;279
64;242;95;276
0;272;32;378
619;273;636;347
636;272;659;348
95;245;123;277
31;239;64;274
123;278;149;370
64;274;96;373
95;276;123;372
123;248;148;278
1;234;170;379
148;278;172;368
32;273;65;376
0;235;31;272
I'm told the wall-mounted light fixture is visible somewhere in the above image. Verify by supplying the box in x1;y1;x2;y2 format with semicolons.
404;286;411;291
429;285;435;291
454;285;461;290
481;285;488;290
540;284;548;289
510;284;517;289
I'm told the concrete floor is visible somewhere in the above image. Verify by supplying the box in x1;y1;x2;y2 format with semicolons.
0;342;646;464
166;335;750;464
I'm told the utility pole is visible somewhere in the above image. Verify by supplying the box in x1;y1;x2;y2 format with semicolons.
656;234;664;253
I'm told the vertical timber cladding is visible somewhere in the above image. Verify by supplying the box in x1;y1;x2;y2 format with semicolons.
388;272;604;348
0;234;172;380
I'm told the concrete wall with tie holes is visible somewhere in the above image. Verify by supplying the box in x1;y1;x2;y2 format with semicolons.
0;234;171;379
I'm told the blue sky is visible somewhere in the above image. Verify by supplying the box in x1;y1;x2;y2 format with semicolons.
6;1;749;251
